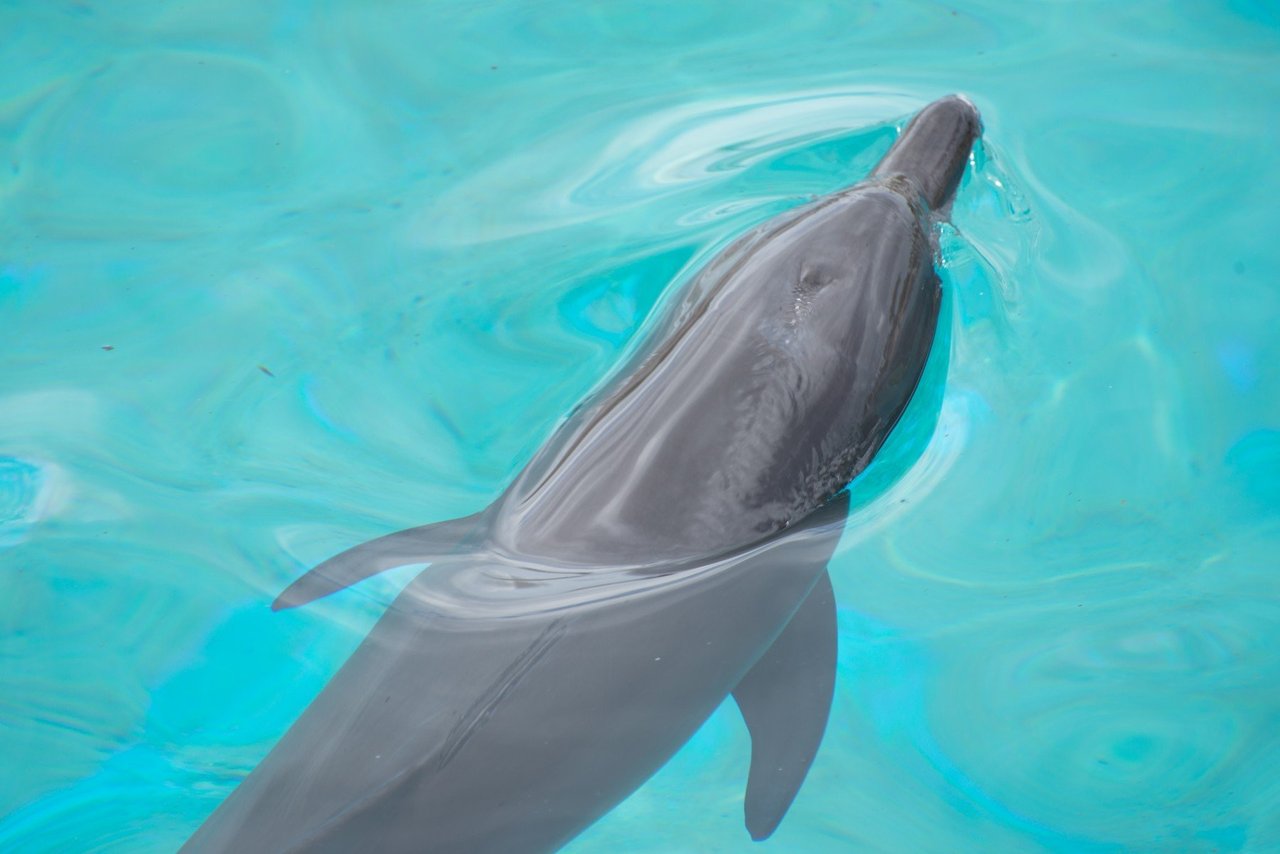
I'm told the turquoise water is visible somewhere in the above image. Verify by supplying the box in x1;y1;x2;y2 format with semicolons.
3;0;1279;850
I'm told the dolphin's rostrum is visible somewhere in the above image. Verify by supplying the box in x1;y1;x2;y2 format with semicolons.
184;95;982;853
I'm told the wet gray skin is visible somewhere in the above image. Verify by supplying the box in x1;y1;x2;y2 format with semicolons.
183;95;981;854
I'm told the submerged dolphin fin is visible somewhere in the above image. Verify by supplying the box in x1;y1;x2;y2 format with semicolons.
732;569;838;841
272;512;485;611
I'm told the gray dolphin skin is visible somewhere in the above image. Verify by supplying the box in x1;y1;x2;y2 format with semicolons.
184;95;982;853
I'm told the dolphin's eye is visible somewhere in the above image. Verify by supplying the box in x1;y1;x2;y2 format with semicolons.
789;264;832;324
796;264;830;293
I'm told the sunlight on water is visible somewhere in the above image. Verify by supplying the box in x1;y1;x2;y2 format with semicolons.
2;0;1278;851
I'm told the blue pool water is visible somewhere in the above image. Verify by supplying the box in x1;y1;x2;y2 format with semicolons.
3;1;1279;851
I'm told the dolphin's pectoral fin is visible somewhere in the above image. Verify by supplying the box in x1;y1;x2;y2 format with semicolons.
732;570;837;841
272;512;485;611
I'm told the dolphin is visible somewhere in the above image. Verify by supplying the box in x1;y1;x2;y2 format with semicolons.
183;94;982;853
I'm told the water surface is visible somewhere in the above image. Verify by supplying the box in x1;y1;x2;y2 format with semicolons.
2;1;1278;851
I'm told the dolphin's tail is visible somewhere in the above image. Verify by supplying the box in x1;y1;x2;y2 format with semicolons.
272;511;487;610
871;94;982;211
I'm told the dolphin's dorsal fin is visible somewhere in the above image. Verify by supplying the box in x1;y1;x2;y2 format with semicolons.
272;512;485;611
731;570;837;841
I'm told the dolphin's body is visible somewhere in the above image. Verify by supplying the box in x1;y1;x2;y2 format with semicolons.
185;95;981;853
